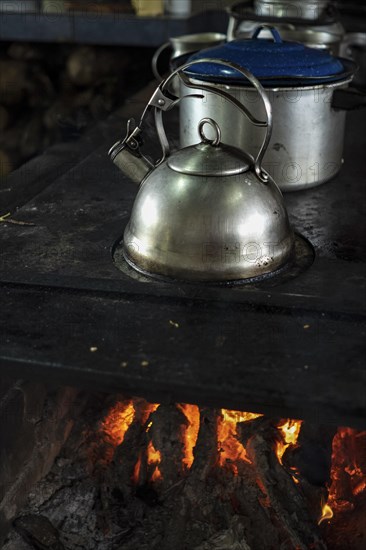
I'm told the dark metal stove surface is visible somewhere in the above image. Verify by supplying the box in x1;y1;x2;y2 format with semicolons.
0;86;365;428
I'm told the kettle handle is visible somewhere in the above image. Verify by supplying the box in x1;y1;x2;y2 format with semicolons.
118;59;272;183
160;58;273;182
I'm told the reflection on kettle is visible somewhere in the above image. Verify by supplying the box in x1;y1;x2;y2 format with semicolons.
109;60;295;283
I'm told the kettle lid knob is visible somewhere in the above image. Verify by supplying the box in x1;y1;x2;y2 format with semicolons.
167;117;252;177
198;118;222;146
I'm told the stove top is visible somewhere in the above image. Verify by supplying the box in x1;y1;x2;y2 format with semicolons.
0;85;365;427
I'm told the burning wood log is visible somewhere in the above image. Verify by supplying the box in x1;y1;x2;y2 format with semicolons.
111;404;147;490
245;427;327;550
6;397;364;550
190;408;219;476
284;423;337;487
147;404;187;489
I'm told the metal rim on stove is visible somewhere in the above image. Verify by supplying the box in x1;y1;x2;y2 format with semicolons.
114;234;314;288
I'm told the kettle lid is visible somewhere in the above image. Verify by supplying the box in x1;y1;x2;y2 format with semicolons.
167;118;251;177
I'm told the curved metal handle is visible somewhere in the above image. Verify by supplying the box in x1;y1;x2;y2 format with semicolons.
151;42;171;81
339;32;366;59
127;58;272;182
252;25;283;43
160;58;273;182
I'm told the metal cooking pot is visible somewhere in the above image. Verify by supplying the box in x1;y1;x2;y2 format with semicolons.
253;0;331;21
340;32;366;91
227;1;344;56
227;2;366;66
179;26;366;191
151;32;226;81
109;60;294;282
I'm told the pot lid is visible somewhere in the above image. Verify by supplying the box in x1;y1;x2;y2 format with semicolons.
185;26;346;86
167;119;250;176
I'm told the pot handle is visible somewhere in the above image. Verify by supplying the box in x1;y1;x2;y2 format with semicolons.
158;59;273;182
339;32;366;59
252;25;283;43
332;87;366;111
151;42;171;81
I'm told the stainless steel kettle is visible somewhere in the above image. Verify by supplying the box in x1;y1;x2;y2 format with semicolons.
109;60;294;282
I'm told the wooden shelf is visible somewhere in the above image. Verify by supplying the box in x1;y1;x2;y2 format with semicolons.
0;10;227;46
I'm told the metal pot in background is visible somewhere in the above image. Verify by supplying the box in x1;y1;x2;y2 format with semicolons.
340;32;366;90
151;32;226;81
179;27;366;191
253;0;331;20
227;1;345;55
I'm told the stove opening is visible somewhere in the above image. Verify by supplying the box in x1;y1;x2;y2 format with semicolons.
1;387;365;550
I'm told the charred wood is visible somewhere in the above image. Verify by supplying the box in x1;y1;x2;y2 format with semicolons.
246;430;327;550
191;408;219;477
13;515;64;550
284;423;337;487
148;404;187;488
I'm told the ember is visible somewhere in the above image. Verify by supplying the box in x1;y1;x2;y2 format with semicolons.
177;403;200;469
217;409;262;473
321;427;366;517
147;440;162;482
101;400;135;446
4;396;366;550
276;419;302;464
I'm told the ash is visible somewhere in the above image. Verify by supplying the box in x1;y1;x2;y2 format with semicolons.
2;394;130;550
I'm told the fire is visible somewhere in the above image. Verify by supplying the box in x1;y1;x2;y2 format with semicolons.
217;409;263;474
141;403;159;425
319;427;366;523
133;453;142;484
177;404;200;469
290;466;300;484
318;502;334;525
276;419;302;464
147;440;161;464
101;401;135;446
147;440;162;482
101;401;314;492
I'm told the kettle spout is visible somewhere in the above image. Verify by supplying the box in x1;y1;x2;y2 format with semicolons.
108;119;153;185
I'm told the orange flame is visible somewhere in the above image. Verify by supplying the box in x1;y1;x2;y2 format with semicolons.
276;419;302;465
133;453;142;484
289;466;300;484
318;502;334;525
101;401;135;446
177;403;200;469
217;409;263;474
147;440;162;481
320;427;366;522
141;403;160;425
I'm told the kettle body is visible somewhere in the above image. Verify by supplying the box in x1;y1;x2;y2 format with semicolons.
109;59;294;282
